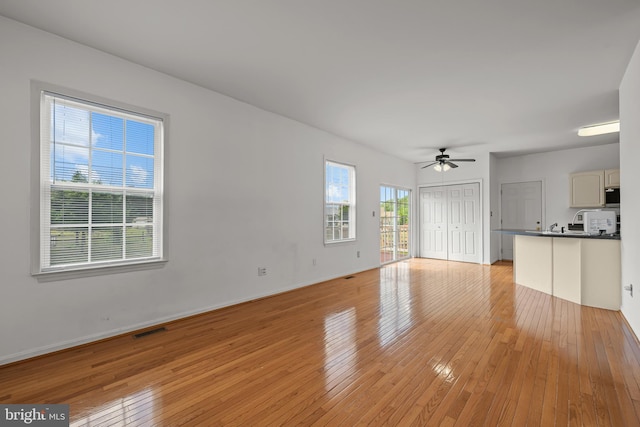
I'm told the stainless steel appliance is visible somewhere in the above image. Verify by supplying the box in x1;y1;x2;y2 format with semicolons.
605;187;620;206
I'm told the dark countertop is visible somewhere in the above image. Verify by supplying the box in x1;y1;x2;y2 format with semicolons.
493;229;621;240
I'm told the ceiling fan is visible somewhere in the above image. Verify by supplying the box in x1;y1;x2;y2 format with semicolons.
421;148;476;171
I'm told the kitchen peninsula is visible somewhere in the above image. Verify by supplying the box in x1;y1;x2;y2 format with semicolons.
496;230;621;310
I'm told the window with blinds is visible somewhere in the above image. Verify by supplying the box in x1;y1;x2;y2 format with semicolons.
324;160;356;243
37;91;164;273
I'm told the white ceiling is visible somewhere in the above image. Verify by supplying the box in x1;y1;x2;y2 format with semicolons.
2;0;639;161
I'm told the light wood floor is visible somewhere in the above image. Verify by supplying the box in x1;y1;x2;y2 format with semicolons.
2;259;640;426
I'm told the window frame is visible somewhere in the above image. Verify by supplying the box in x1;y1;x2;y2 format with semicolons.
31;81;169;281
324;159;357;244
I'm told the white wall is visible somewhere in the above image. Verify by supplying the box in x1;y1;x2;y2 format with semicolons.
489;154;500;263
496;144;620;231
620;39;640;338
416;151;493;264
0;17;415;364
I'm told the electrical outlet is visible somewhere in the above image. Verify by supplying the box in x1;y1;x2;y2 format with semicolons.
258;267;267;276
357;251;360;258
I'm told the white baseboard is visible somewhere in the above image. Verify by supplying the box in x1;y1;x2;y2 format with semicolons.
0;266;379;366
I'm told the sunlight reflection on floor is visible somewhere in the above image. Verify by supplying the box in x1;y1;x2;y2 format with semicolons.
323;308;357;396
70;387;155;427
378;262;413;347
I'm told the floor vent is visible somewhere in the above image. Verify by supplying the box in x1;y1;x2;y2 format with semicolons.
344;275;355;280
133;327;167;339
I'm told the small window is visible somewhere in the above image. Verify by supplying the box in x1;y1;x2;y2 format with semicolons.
324;160;356;243
36;90;165;275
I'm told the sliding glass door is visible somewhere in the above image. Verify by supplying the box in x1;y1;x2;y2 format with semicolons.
380;186;411;264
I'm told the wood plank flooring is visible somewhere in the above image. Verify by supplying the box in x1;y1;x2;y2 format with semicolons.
2;259;640;426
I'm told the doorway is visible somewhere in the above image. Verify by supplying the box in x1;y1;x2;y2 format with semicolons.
500;181;543;260
380;186;411;264
419;182;482;263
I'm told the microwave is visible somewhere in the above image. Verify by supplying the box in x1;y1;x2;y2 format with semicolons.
605;187;620;205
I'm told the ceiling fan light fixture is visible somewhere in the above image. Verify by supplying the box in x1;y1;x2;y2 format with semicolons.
423;148;475;171
577;120;619;137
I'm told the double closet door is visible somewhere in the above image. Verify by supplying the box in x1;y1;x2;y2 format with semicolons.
419;183;481;263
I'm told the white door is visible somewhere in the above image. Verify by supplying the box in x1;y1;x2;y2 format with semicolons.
500;181;542;260
420;183;482;263
448;183;481;263
420;186;448;260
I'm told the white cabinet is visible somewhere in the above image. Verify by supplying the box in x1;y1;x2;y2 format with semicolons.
569;169;621;207
581;239;621;310
605;169;620;188
513;235;621;310
513;235;552;294
570;170;605;208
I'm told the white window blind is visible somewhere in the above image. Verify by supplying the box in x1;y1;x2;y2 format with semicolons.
325;160;356;243
39;92;164;272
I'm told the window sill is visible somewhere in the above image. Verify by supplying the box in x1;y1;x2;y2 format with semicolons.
33;259;168;282
324;238;357;246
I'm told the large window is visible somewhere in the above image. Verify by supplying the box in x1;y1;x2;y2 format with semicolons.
35;89;165;275
324;160;356;243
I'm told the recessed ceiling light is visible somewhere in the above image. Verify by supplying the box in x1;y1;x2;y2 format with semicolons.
577;120;620;137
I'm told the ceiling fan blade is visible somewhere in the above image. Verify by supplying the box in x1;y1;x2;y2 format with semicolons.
421;162;438;169
448;158;476;162
445;161;459;168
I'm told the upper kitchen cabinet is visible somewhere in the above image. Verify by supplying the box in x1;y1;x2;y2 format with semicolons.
570;170;605;208
605;169;620;188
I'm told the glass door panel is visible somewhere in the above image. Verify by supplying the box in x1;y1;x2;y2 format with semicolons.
380;186;411;264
